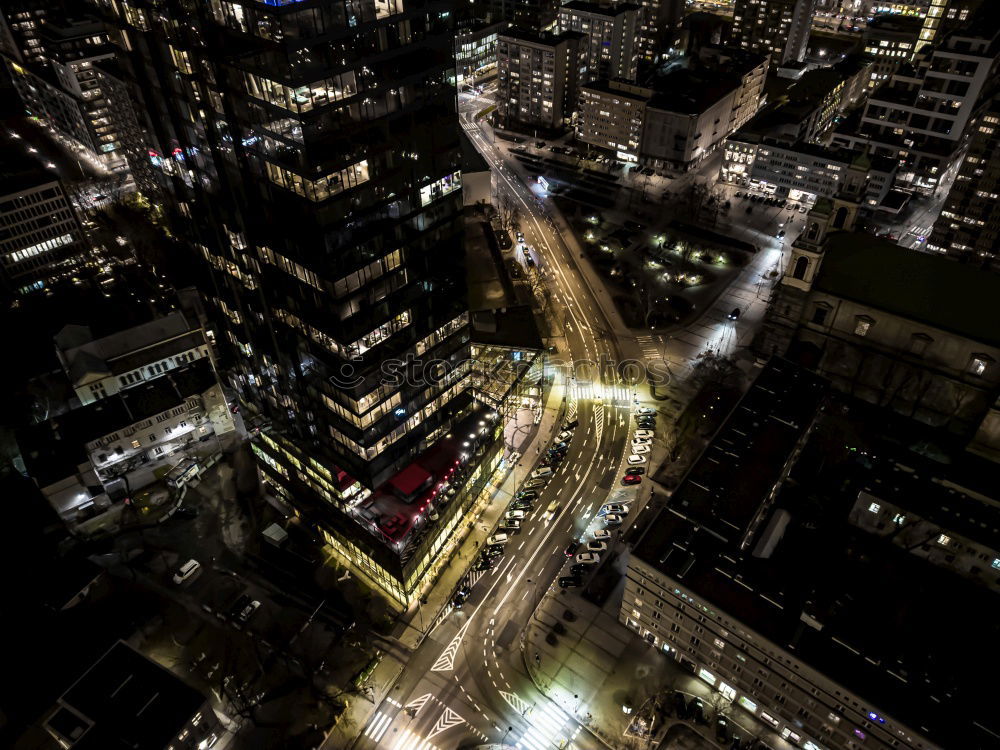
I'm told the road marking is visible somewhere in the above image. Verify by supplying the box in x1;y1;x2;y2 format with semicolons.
404;692;433;717
431;619;471;672
364;710;392;741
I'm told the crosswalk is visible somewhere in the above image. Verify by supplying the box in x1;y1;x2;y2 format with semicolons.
364;710;393;743
636;334;660;360
516;701;579;750
387;729;440;750
567;381;633;403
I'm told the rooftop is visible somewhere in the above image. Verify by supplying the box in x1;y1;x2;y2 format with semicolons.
499;28;587;49
46;641;205;750
646;68;739;115
560;1;641;17
631;373;1000;748
814;232;1000;347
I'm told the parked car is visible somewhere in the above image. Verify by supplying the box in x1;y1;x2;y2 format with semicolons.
715;716;731;742
587;541;608;553
637;418;656;428
632;444;650;454
475;556;496;571
509;500;534;511
570;563;591;575
671;691;688;719
689;697;707;724
559;575;582;588
634;429;654;439
515;490;538;501
600;504;629;516
499;520;521;533
236;599;261;625
603;514;623;527
452;584;471;608
487;533;509;546
557;430;573;442
727;307;741;320
550;441;568;453
632;437;651;446
531;467;553;480
627;454;647;465
174;505;199;519
592;528;611;541
621;474;643;485
564;540;582;557
229;594;252;620
523;479;546;490
628;467;646;475
505;510;526;520
482;544;505;558
575;552;600;565
635;407;656;416
172;559;201;584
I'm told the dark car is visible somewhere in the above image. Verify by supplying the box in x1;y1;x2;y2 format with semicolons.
622;474;642;485
229;594;252;621
689;697;707;724
483;544;505;559
558;575;582;588
628;467;646;475
637;419;656;429
671;691;688;719
563;419;579;431
174;505;199;519
510;500;534;511
452;584;472;608
727;307;741;320
515;490;538;501
564;540;582;557
570;563;591;576
474;556;495;571
715;716;731;742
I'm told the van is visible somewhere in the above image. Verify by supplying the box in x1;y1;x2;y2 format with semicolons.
531;466;553;480
172;559;201;584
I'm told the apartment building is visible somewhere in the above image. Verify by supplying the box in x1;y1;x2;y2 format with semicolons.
832;6;1000;193
456;20;509;86
636;0;685;62
722;137;896;208
577;79;651;160
497;30;585;133
697;46;769;134
0;151;91;298
731;0;818;65
558;1;641;83
862;13;923;90
97;0;500;607
926;96;1000;265
623;357;1000;750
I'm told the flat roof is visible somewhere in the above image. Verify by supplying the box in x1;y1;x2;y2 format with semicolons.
561;0;641;17
631;376;1000;748
646;68;739;115
814;232;1000;347
48;640;205;750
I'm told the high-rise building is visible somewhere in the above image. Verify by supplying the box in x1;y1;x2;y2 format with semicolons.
488;0;561;33
0;150;92;298
832;6;1000;193
917;0;982;51
497;30;585;133
731;0;818;65
926;97;1000;265
96;0;490;606
2;10;151;188
558;1;641;83
636;0;684;62
862;13;923;90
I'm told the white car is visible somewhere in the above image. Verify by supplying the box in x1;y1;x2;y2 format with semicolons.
632;437;651;446
557;430;573;442
602;514;623;527
587;541;608;553
505;510;526;520
487;533;509;546
592;528;611;541
627;454;647;465
531;467;553;480
576;552;601;565
173;559;201;584
635;407;656;416
600;503;629;516
634;429;654;439
632;444;650;454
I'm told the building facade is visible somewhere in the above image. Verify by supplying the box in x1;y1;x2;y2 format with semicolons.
577;79;651;160
0;154;91;298
497;30;584;133
731;0;817;65
832;8;1000;193
925;96;1000;265
456;20;508;86
558;1;640;83
862;13;922;90
96;0;491;606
